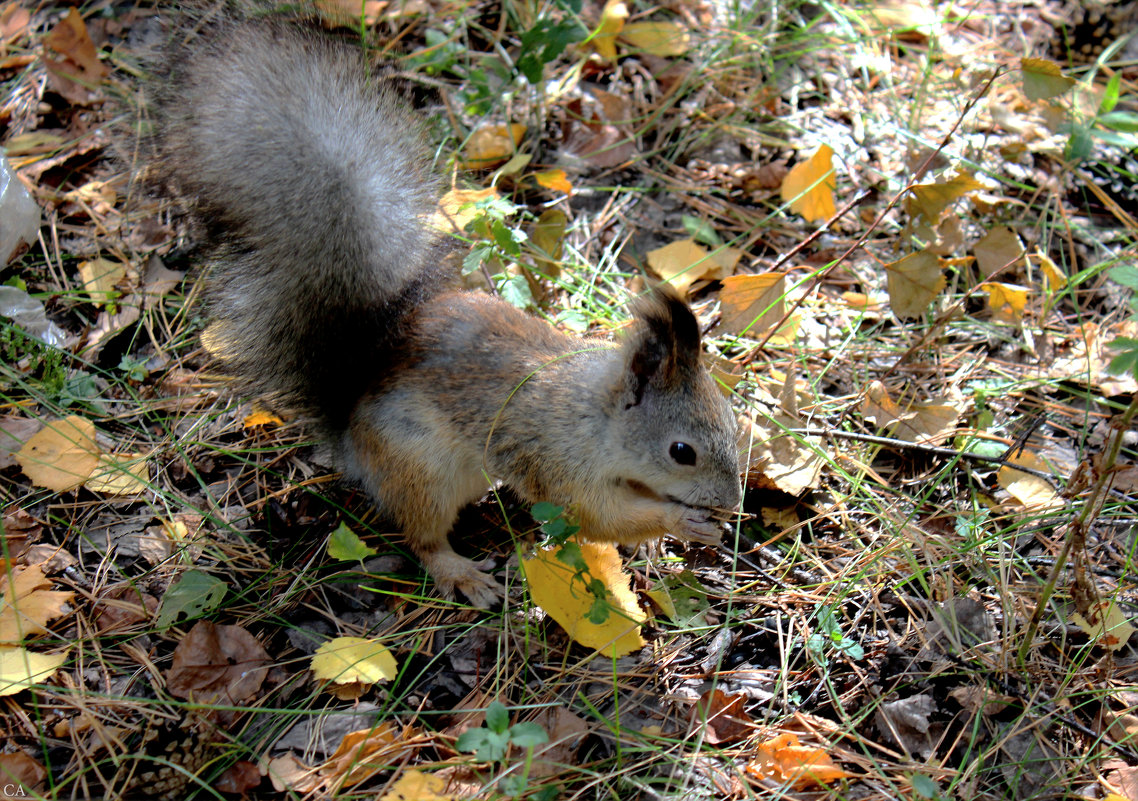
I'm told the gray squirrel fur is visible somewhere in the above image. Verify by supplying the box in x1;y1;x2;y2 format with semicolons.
152;20;741;606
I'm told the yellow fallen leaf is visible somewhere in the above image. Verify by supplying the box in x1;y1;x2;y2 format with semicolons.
14;415;99;492
1033;251;1067;291
908;171;983;223
981;282;1029;324
780;145;836;223
0;647;68;696
311;637;398;686
85;453;149;495
523;541;646;658
716;273;788;337
997;451;1061;509
531;209;567;277
746;732;851;789
1021;57;1075;101
593;0;628;60
379;769;456;801
973;225;1023;278
244;409;283;428
646;239;713;295
323;723;420;789
77;257;126;307
433;187;501;234
1071;601;1135;652
861;381;904;428
0;563;75;644
461;123;526;170
534;169;572;195
618;20;691;57
884;251;945;319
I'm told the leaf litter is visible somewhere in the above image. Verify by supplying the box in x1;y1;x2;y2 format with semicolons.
2;1;1138;799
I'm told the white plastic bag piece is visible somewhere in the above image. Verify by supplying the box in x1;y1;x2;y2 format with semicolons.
1;156;40;264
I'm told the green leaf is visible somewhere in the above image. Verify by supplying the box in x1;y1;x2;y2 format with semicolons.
555;541;587;571
1065;125;1094;161
326;522;377;562
1109;265;1138;289
486;700;510;733
508;722;549;748
1021;57;1075;101
531;502;563;522
910;773;941;799
1100;73;1122;114
155;571;227;628
1097;110;1138;133
1107;338;1138;379
498;274;535;310
682;215;722;247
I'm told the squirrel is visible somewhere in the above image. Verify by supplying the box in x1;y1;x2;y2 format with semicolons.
150;20;742;607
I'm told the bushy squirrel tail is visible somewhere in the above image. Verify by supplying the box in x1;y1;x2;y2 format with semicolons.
152;20;445;429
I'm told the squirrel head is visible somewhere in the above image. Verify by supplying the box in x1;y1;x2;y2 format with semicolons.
609;286;741;514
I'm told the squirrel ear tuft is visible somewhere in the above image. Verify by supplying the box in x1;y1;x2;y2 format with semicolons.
623;285;703;407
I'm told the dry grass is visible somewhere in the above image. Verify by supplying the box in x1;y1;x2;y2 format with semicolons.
2;1;1138;799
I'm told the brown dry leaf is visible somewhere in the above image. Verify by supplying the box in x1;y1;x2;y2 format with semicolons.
322;723;426;790
0;647;68;696
980;282;1029;324
0;563;74;644
861;380;904;427
885;251;945;319
0;752;46;793
973;225;1024;278
908;171;983;222
140;256;185;310
889;402;961;445
529;707;590;778
746;732;851;788
265;753;319;794
691;689;754;744
41;8;109;104
14;415;99;491
1071;601;1136;652
0;416;42;470
593;0;629;59
780;145;836;223
716;272;788;337
95;584;159;634
1;4;32;42
167;621;270;706
522;540;646;657
997;451;1061;509
646;239;713;295
461;123;526;170
739;412;823;496
619;20;691;56
85;453;149;495
213;761;263;795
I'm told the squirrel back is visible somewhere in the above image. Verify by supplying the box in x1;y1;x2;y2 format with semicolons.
153;21;443;429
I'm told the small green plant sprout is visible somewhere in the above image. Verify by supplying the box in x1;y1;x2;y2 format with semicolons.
806;604;865;662
1106;264;1138;379
456;700;548;764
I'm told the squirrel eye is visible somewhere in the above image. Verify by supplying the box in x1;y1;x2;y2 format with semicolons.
669;441;697;466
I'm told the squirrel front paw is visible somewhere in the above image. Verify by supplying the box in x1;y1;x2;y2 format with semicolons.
673;505;726;546
421;549;502;608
